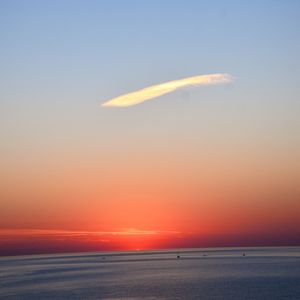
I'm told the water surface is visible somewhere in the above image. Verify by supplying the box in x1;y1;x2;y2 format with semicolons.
0;247;299;299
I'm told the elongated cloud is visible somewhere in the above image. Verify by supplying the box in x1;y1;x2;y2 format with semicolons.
0;228;180;238
102;73;233;107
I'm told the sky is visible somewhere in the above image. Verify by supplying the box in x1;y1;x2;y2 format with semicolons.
0;0;300;255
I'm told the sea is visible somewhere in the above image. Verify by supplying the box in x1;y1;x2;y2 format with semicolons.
0;247;299;299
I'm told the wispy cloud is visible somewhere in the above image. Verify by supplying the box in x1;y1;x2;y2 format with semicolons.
0;228;180;239
101;73;233;107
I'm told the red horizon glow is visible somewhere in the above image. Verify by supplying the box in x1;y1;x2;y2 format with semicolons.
1;222;299;256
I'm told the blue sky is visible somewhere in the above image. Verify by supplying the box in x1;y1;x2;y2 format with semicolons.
1;0;299;101
1;0;299;151
1;0;299;144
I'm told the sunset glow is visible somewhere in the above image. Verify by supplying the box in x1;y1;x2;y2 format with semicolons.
1;1;299;257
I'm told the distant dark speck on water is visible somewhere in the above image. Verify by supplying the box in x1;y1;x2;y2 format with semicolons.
177;255;180;259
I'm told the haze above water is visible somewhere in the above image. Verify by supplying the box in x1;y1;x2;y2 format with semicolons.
0;247;299;300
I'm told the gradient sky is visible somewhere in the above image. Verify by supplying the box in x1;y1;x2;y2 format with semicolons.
0;0;300;255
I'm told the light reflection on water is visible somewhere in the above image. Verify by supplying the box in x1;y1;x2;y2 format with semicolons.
0;247;300;299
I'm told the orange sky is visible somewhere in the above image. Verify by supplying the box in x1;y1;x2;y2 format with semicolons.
1;138;299;255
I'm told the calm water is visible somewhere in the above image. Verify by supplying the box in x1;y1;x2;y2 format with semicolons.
0;247;300;299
